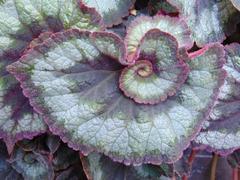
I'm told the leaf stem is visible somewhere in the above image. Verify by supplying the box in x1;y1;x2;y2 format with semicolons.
188;149;197;166
172;174;176;180
182;175;188;180
180;149;197;180
210;153;218;180
232;168;238;180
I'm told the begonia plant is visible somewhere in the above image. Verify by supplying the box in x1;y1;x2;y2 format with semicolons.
0;0;240;179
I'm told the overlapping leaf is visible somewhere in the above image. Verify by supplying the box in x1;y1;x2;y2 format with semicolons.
167;0;240;46
80;152;174;180
81;0;135;27
0;141;23;179
125;15;193;62
8;27;226;165
9;148;54;180
148;0;178;16
0;0;103;153
120;29;189;104
195;43;240;155
13;134;85;179
81;150;228;180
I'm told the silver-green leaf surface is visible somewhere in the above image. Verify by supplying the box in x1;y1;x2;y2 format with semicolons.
8;29;225;165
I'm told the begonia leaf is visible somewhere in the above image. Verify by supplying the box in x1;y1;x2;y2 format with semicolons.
148;0;178;16
195;43;240;155
46;135;61;155
125;15;193;62
230;0;240;11
80;152;174;180
8;29;225;165
9;148;54;180
80;149;213;179
0;0;103;153
52;145;80;171
81;0;135;27
167;0;240;47
120;29;189;104
0;141;23;179
227;149;240;168
55;165;86;180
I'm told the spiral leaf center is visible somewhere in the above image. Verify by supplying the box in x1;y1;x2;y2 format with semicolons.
136;60;153;77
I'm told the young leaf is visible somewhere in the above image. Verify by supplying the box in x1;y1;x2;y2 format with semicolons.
8;28;226;165
119;29;189;104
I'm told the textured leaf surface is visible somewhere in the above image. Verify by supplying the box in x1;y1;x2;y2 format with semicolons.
0;0;103;53
195;43;240;155
81;0;135;27
125;15;193;62
9;147;54;180
167;0;240;47
8;29;225;165
120;29;189;104
0;71;46;153
0;0;103;152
